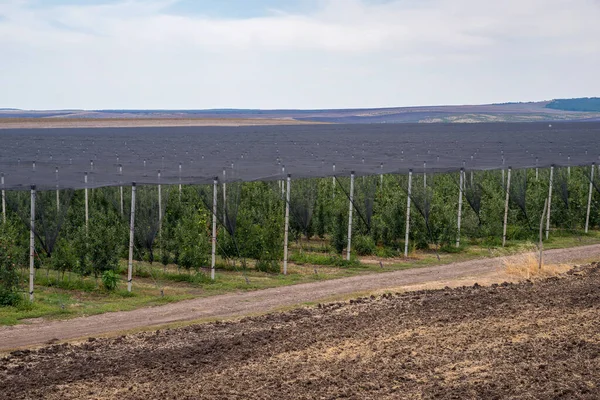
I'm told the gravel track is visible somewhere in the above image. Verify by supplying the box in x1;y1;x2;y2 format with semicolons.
1;257;599;399
1;244;599;352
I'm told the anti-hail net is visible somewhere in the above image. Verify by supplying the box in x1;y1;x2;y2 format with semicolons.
1;122;598;191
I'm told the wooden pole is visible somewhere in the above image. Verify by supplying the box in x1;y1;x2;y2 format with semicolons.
404;170;413;258
211;177;218;280
539;197;548;271
127;183;136;292
546;165;554;240
346;171;355;261
29;185;36;302
283;174;291;275
585;163;595;233
503;167;512;247
456;168;464;248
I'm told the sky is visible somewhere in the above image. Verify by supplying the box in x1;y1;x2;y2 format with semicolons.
0;0;599;110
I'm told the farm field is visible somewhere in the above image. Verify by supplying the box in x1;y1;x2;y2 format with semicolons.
1;242;600;351
0;117;322;130
3;160;600;327
1;263;599;399
1;235;600;330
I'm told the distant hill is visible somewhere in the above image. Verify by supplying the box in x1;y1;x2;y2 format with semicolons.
546;98;600;112
2;98;599;124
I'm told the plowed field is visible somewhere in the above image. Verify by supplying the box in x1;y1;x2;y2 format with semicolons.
2;264;599;399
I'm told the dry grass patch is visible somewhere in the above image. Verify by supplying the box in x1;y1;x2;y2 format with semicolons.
503;252;570;279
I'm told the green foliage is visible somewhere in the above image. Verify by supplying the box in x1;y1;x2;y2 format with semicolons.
255;259;280;273
332;212;347;254
162;272;212;284
2;165;598;307
0;221;24;306
51;239;77;274
174;201;210;271
375;246;399;258
353;235;376;256
87;211;122;276
288;252;360;267
101;270;119;291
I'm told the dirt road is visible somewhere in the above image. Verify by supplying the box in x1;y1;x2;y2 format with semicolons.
2;260;599;399
1;244;599;351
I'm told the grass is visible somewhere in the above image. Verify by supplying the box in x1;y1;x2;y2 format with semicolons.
503;251;571;279
288;252;360;267
1;231;600;326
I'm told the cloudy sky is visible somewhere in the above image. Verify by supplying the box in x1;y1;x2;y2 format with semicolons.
0;0;598;110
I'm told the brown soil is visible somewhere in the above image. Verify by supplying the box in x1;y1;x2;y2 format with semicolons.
1;263;599;399
0;118;324;129
1;244;600;352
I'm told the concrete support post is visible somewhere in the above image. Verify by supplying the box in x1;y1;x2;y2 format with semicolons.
29;186;36;301
127;183;136;292
211;177;218;280
346;172;355;261
456;169;464;248
546;166;554;240
503;167;512;247
404;170;413;258
283;175;291;275
585;163;595;233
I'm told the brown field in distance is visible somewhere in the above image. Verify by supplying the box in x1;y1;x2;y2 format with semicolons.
0;117;327;129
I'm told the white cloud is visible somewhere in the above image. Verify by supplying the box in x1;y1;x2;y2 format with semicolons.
0;0;598;109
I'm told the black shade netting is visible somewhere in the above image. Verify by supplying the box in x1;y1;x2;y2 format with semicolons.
6;189;75;258
334;175;377;233
590;166;600;196
289;178;318;238
463;171;483;224
509;169;531;229
97;186;131;222
407;176;434;230
134;185;170;263
196;181;243;259
554;168;570;209
220;181;242;237
354;175;378;232
2;123;600;191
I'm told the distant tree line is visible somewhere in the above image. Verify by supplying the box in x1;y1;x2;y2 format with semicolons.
546;98;600;112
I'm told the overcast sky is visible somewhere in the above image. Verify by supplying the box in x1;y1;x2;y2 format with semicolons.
0;0;599;110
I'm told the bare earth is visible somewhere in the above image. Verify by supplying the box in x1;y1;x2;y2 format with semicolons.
1;244;599;352
0;118;323;129
1;258;599;399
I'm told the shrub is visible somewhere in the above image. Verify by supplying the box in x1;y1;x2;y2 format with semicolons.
332;212;346;254
353;235;376;256
0;222;23;306
255;259;280;273
163;272;212;284
101;270;119;291
375;246;398;258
